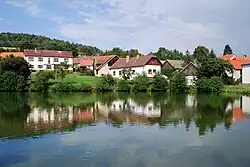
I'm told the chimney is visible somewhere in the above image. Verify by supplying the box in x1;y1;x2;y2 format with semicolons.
126;55;129;63
136;54;140;59
35;48;37;52
244;55;247;58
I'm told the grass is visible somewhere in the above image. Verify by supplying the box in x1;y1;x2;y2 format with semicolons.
31;72;101;86
223;84;250;95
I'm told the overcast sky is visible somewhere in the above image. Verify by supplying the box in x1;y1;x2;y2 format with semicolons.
0;0;249;55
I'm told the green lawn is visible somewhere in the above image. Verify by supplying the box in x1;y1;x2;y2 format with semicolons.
223;84;250;95
31;72;101;86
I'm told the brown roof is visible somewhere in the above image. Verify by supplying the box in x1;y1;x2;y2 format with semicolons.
110;55;160;69
73;55;115;67
0;52;24;57
165;59;184;69
24;50;73;58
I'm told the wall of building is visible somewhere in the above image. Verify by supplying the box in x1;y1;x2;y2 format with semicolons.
24;56;73;71
96;63;110;77
110;65;161;79
242;65;250;84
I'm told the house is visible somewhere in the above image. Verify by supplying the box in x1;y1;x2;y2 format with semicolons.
219;54;250;81
162;59;185;71
179;62;198;86
24;49;73;71
0;52;24;58
242;61;250;84
109;55;162;79
73;55;119;76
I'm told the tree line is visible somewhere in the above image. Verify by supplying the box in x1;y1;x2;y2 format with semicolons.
0;32;236;60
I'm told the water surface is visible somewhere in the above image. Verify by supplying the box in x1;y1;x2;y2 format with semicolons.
0;92;250;167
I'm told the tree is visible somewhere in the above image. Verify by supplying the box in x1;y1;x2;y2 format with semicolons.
55;63;67;82
132;73;150;92
223;44;233;55
155;47;184;60
0;71;26;91
169;73;188;93
151;73;168;91
197;58;233;80
183;50;194;66
128;49;139;57
193;46;210;63
121;68;133;80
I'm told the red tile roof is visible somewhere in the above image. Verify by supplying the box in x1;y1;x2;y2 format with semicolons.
219;54;250;70
24;50;73;58
228;60;247;70
0;52;24;57
110;55;160;69
73;55;115;67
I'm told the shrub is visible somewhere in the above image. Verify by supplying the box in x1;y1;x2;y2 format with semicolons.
96;75;116;92
31;71;55;92
132;73;150;92
75;84;93;92
151;73;168;92
196;77;224;93
117;80;131;92
169;73;188;93
0;71;26;91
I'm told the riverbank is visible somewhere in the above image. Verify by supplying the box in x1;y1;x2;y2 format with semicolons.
223;84;250;95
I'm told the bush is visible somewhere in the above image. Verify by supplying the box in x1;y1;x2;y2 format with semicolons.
151;73;168;92
0;71;26;91
196;77;224;93
96;75;116;92
75;84;93;92
117;80;131;92
51;82;75;92
132;73;150;92
169;73;188;93
31;71;55;92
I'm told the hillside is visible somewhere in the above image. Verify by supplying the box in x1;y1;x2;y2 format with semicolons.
0;32;102;57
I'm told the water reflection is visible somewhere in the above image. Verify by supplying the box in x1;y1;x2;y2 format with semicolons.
0;93;250;138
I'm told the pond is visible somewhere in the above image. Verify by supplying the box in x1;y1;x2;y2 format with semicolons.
0;92;250;167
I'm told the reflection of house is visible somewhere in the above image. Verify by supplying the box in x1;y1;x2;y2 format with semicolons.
110;99;161;118
110;55;162;79
26;106;74;130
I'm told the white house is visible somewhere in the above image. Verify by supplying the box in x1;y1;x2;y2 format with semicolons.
109;55;162;79
24;49;74;71
242;62;250;84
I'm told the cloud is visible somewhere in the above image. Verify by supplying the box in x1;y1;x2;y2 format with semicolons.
5;0;42;16
4;0;250;55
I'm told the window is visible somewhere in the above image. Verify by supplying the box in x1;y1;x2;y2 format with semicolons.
38;57;43;62
28;57;34;61
54;58;59;62
148;69;152;74
119;71;122;76
153;69;157;73
113;71;116;76
148;106;153;111
132;70;135;74
46;65;52;69
30;65;34;69
64;58;69;62
38;65;43;69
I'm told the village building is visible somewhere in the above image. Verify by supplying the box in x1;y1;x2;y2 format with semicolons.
73;55;119;76
23;49;74;71
179;62;198;86
219;54;250;81
0;51;24;58
162;59;185;71
109;55;162;79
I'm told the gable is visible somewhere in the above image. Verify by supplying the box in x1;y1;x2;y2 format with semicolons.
181;63;198;76
163;61;175;70
146;57;162;66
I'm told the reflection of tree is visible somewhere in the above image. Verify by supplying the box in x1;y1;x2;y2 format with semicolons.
0;93;31;138
195;94;234;136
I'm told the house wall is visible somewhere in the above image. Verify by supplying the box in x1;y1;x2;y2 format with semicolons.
96;63;110;77
242;65;250;84
110;65;161;79
24;56;73;71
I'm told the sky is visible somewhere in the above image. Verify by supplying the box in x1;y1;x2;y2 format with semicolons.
0;0;249;55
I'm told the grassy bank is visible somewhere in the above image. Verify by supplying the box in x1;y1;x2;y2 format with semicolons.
32;72;101;87
223;84;250;95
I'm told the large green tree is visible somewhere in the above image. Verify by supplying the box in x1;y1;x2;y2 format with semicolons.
155;47;184;60
223;44;233;55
